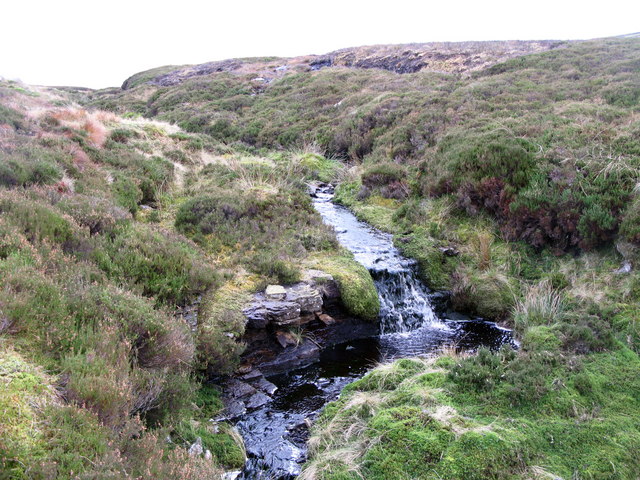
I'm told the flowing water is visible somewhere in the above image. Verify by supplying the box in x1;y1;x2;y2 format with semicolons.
235;186;513;479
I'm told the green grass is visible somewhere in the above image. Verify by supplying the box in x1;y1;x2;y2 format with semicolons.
305;350;640;480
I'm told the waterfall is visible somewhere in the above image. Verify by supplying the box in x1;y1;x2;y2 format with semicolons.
312;186;440;334
370;266;438;333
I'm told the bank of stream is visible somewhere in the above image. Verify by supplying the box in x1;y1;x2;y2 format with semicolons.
231;185;514;479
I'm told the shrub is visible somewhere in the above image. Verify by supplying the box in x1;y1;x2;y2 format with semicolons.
112;174;142;214
0;265;75;352
57;194;130;235
573;371;595;396
504;161;635;251
0;193;75;247
0;154;62;188
109;127;140;143
602;84;640;107
71;286;195;370
163;148;191;164
503;351;555;405
361;162;408;199
557;313;616;353
38;405;113;478
248;253;301;284
43;285;197;427
62;346;136;426
94;224;219;305
0;104;28;130
620;196;640;244
424;130;537;197
449;346;514;392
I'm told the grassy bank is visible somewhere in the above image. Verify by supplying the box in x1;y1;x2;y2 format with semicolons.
303;350;640;479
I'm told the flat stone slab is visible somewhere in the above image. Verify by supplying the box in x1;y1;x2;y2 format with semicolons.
218;399;246;421
245;391;272;409
239;368;263;381
286;283;323;313
244;301;301;328
251;376;278;395
257;340;320;375
265;284;287;300
224;378;257;399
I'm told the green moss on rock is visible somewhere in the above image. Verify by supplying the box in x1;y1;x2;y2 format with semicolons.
313;252;380;321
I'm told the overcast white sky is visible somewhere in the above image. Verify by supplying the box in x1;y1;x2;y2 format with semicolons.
2;0;638;89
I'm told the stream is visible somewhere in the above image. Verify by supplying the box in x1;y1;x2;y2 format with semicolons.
234;186;514;479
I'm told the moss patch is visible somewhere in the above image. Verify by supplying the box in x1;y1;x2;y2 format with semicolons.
311;251;380;320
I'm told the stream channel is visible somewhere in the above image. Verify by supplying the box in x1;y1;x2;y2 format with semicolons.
234;186;514;479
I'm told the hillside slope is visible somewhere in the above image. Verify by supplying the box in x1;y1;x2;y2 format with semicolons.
1;35;639;479
117;40;564;89
0;80;379;478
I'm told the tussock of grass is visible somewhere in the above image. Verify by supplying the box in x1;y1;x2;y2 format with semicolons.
513;280;564;333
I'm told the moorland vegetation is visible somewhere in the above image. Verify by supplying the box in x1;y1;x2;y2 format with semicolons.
1;36;639;479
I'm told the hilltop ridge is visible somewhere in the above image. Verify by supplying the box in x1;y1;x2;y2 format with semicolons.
121;39;566;89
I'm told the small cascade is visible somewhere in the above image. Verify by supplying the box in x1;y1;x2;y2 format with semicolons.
371;266;438;333
312;185;440;334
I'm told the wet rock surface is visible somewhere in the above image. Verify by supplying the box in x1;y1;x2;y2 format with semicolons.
218;373;278;422
243;276;333;329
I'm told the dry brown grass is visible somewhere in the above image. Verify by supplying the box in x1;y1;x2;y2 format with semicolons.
83;117;107;147
42;108;110;147
474;231;494;271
